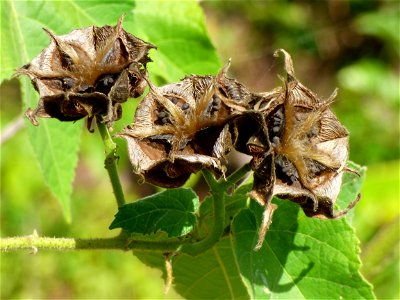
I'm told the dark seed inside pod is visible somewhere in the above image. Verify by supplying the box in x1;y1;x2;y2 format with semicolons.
62;77;74;90
307;122;320;138
155;109;172;125
181;102;190;110
268;107;285;141
158;111;167;118
306;159;329;177
95;73;118;95
60;52;74;70
77;84;94;93
16;16;155;128
169;97;179;104
271;136;280;147
205;94;222;116
275;155;299;185
212;94;221;107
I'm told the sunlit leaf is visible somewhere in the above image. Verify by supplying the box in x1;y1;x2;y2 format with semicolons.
135;237;250;299
110;188;199;237
232;163;374;299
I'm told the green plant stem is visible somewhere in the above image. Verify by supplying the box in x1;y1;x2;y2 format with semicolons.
1;165;252;254
96;120;125;207
0;232;185;253
225;163;251;186
180;166;251;256
181;170;225;256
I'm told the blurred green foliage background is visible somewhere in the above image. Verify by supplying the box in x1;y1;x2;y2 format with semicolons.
1;0;398;299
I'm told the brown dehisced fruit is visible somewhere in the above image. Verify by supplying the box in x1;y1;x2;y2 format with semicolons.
119;62;252;188
241;49;360;249
16;16;156;130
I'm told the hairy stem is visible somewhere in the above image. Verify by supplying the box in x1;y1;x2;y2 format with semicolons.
96;120;125;207
0;231;185;253
1;166;251;254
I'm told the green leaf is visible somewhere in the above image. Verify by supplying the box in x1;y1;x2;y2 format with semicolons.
110;188;200;237
135;237;250;299
130;163;373;299
2;1;94;220
232;164;375;299
1;0;135;220
336;161;366;222
24;115;82;222
128;1;221;83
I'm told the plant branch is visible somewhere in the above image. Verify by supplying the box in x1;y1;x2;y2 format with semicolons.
1;166;251;255
96;120;125;207
225;163;251;187
181;170;225;256
0;231;186;253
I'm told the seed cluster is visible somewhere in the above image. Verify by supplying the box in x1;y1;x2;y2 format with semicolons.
119;63;251;188
121;49;359;237
16;16;155;130
18;19;360;244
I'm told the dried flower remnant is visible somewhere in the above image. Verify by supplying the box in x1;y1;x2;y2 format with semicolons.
246;49;360;249
119;62;252;188
16;16;156;130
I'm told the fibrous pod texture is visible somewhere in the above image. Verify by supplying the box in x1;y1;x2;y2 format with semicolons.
241;49;359;248
119;62;252;188
16;16;155;130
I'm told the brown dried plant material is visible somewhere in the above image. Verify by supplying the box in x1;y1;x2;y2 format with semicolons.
246;49;360;249
119;62;252;187
16;16;156;130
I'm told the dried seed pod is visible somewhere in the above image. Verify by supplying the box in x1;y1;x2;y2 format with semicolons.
16;16;156;129
119;62;251;187
242;49;360;249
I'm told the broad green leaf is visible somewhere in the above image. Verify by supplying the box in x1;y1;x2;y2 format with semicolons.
135;237;250;299
232;164;374;299
129;1;221;83
130;164;372;299
110;188;200;237
1;0;136;220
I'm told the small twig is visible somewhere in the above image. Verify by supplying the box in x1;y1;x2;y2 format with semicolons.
180;170;226;256
96;120;126;207
0;115;25;145
255;203;277;251
225;163;251;186
1;164;251;255
163;252;176;294
180;166;251;256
